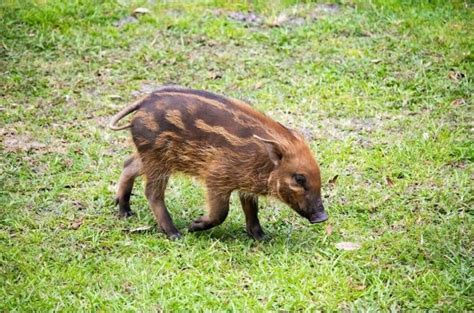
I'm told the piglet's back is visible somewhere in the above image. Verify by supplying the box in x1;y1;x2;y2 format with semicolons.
130;87;294;159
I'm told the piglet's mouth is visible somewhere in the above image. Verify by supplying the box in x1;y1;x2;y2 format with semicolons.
309;211;328;224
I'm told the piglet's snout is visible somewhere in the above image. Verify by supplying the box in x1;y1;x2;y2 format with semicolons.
309;210;328;223
309;202;328;223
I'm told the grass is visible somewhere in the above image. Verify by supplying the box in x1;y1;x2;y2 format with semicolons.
1;0;472;311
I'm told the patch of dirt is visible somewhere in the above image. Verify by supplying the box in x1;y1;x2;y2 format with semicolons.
405;181;440;197
269;13;306;27
88;115;112;130
1;130;68;154
269;3;341;27
227;11;263;27
215;3;341;29
313;3;340;15
447;160;469;170
113;15;138;28
2;132;46;153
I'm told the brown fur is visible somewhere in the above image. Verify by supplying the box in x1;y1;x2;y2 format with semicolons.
110;86;327;240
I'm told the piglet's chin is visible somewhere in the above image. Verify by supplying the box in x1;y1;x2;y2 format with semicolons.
309;211;328;224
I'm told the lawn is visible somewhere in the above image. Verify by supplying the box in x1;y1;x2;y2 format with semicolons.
1;0;472;311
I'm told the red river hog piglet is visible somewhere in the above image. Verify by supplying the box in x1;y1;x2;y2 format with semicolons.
109;86;328;240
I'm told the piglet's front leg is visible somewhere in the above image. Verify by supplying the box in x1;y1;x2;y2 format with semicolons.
239;193;265;240
189;187;231;232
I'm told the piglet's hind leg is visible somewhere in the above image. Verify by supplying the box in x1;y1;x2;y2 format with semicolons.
145;175;181;239
115;155;141;217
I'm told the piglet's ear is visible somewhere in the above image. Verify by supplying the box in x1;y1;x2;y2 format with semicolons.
254;135;283;166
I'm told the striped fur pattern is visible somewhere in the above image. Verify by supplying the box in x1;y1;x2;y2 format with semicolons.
110;86;327;239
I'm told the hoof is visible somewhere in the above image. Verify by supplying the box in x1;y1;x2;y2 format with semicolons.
168;232;182;240
188;217;206;232
247;226;266;241
118;210;134;218
188;221;202;232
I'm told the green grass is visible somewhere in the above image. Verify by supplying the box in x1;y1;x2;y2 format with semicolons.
1;0;472;311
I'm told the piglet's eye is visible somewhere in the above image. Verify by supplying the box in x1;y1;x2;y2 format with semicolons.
293;174;306;187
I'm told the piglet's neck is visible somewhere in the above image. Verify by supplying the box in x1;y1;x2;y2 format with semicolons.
242;156;275;196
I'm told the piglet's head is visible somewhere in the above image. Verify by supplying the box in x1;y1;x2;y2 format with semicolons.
255;134;328;224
